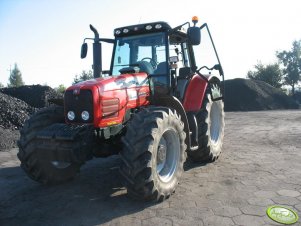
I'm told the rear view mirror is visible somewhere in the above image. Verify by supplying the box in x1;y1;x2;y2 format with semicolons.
81;43;88;59
187;27;201;45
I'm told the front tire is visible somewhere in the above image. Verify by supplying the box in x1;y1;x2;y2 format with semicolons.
120;107;186;202
187;84;225;162
17;106;87;184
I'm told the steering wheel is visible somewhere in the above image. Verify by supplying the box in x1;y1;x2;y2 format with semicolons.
141;57;157;69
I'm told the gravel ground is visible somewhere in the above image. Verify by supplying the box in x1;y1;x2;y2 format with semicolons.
0;110;300;226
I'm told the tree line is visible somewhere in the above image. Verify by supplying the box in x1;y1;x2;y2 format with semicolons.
0;64;88;94
0;63;25;88
0;64;93;94
247;40;301;94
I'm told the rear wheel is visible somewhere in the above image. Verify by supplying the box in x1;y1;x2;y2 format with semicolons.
17;106;90;184
187;84;225;162
120;107;186;201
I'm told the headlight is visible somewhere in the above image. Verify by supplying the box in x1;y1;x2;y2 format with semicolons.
81;111;90;121
67;111;75;121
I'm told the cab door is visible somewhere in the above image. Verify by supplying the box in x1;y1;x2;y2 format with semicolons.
182;24;224;111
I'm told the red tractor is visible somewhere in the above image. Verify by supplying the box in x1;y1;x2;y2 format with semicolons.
18;17;225;201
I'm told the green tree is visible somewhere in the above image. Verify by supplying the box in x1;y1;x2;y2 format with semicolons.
247;62;283;88
73;70;93;84
8;63;25;87
0;82;4;88
55;84;66;94
277;40;301;95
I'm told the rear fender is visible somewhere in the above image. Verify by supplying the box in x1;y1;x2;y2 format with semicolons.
183;74;221;112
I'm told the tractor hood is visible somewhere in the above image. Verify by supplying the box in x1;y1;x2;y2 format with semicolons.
64;72;150;128
66;72;149;94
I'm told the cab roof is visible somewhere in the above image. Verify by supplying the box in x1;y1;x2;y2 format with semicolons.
114;21;171;37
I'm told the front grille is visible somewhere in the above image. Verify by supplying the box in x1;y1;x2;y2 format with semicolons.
64;89;94;123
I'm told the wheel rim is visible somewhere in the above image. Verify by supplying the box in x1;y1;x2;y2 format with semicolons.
156;128;180;183
210;102;222;144
51;161;71;169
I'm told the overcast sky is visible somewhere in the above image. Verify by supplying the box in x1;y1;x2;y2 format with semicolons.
0;0;300;88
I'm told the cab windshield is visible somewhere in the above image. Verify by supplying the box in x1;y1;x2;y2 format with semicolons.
111;33;167;76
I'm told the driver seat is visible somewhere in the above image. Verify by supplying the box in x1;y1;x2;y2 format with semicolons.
176;67;193;101
137;61;154;74
154;62;167;74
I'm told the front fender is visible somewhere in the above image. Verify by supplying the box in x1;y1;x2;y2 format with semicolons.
150;95;191;150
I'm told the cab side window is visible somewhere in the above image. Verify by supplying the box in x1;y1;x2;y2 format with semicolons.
169;42;191;77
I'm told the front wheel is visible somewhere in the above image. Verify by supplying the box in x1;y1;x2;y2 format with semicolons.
17;106;89;184
120;107;186;202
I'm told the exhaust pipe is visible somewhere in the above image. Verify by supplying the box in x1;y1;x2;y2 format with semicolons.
90;24;102;78
81;25;114;78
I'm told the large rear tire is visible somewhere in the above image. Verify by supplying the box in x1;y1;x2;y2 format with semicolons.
187;83;225;162
120;107;186;202
17;106;88;184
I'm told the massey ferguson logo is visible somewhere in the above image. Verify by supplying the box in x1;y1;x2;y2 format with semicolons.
73;88;80;95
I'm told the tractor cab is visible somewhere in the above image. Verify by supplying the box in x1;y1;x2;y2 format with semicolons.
81;17;223;103
109;17;224;103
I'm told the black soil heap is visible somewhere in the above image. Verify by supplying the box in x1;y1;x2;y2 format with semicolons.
1;85;62;108
0;85;61;151
223;78;299;111
293;92;301;104
0;92;36;130
0;92;36;151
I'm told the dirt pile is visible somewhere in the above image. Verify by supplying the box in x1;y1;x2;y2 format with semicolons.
0;92;36;130
0;128;19;151
223;78;299;111
293;92;301;104
0;85;62;108
0;92;37;150
0;85;61;151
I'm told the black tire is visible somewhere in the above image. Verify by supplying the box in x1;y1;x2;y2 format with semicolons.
17;106;87;184
187;83;225;162
120;107;186;202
